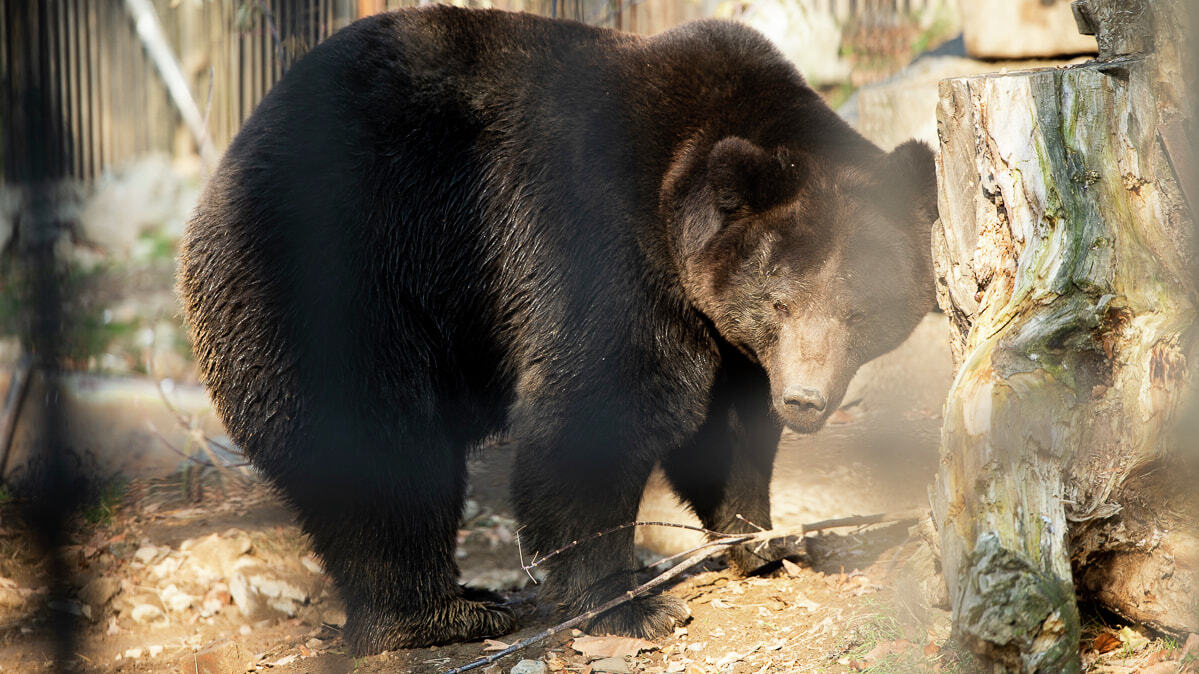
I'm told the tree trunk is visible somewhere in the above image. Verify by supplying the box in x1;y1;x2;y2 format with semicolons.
931;0;1197;670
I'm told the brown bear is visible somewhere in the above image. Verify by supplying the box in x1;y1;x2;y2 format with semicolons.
179;5;938;655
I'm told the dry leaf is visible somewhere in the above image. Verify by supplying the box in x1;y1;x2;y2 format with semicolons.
570;635;659;659
481;639;510;652
923;642;940;657
1092;632;1121;653
1117;626;1150;652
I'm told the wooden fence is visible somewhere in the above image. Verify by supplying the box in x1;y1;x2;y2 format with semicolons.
1;0;940;185
1;0;357;184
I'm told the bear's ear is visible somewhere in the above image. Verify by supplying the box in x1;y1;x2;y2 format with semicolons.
881;140;938;226
708;137;805;217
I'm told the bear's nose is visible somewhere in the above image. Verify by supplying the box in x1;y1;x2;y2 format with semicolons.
783;386;826;412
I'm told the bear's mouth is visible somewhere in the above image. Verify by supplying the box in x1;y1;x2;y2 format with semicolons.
775;403;834;435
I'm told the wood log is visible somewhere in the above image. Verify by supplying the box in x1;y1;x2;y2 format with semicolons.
931;0;1196;669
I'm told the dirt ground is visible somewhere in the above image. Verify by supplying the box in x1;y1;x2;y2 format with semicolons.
0;315;1193;673
0;471;971;674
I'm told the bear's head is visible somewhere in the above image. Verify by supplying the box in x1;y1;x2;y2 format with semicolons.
671;136;938;433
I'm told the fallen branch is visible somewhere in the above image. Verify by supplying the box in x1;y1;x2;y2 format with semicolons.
445;507;928;673
801;508;928;534
123;0;218;169
445;535;750;674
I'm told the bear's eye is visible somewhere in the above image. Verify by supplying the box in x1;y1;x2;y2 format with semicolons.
772;301;791;316
845;311;865;326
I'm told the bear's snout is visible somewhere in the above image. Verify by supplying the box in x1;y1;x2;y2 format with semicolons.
782;385;826;412
774;387;834;434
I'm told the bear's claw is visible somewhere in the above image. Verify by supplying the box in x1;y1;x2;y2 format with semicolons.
586;593;690;640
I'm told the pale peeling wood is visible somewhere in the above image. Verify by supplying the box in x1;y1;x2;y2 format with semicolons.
931;43;1196;673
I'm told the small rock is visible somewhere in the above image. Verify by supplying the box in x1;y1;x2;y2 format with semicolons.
509;660;547;674
239;624;252;635
161;584;197;613
591;657;631;674
229;570;311;619
124;647;144;659
198;583;231;617
228;573;259;619
268;597;300;617
1184;633;1199;658
180;532;253;582
130;603;163;624
248;574;308;603
148;644;164;657
133;545;164;565
0;584;25;609
79;576;121;609
150;554;183;579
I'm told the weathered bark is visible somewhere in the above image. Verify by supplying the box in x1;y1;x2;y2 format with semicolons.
932;0;1196;670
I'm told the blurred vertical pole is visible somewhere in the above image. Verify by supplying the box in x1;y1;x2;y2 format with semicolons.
10;0;83;669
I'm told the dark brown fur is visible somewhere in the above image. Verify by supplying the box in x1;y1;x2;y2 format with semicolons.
179;6;936;655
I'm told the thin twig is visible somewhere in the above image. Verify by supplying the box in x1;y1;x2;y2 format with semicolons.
521;520;737;572
144;420;249;470
146;322;246;480
802;508;927;534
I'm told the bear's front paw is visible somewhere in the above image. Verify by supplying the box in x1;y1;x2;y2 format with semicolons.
343;595;516;655
586;594;690;640
726;534;805;576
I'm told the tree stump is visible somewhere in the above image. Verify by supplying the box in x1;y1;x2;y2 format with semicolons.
931;0;1196;670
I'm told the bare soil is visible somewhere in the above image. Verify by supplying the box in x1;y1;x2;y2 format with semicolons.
0;468;971;674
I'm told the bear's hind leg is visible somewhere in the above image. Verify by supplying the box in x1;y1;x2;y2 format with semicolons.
282;430;515;655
